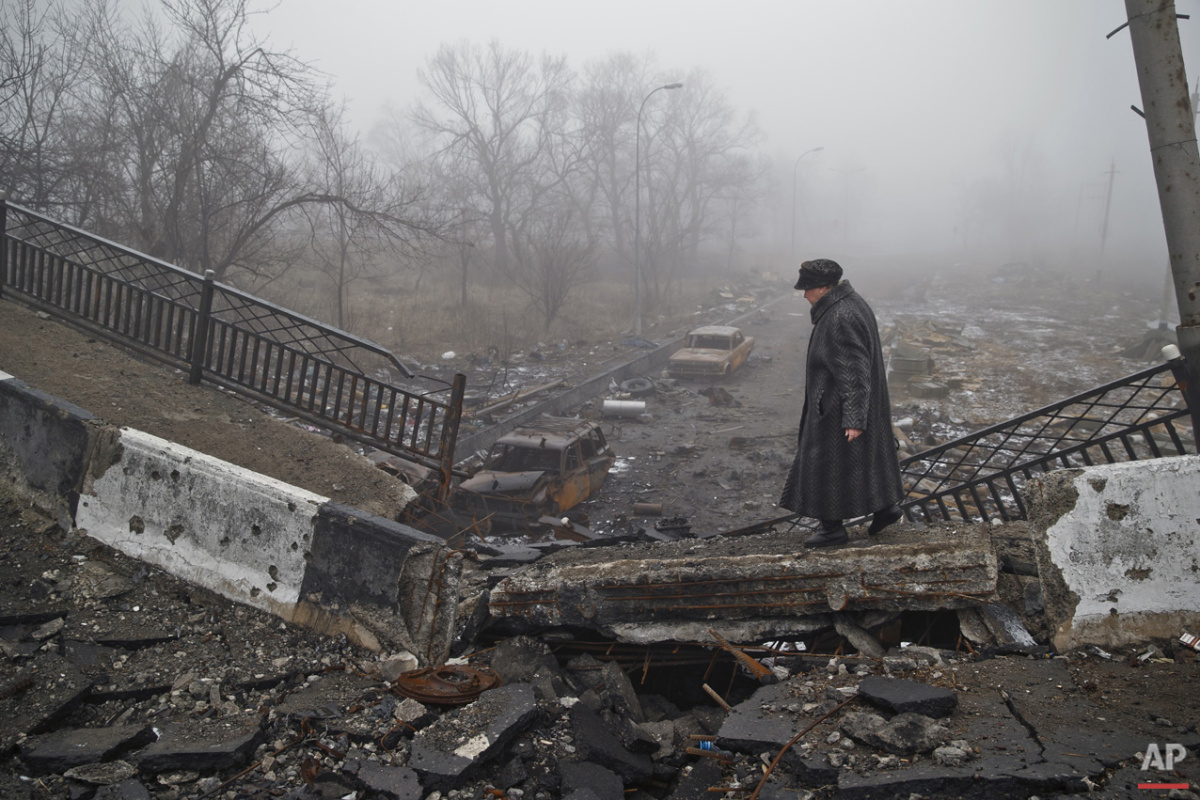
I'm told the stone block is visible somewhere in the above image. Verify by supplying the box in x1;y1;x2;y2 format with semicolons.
0;653;93;755
137;711;263;773
408;683;537;787
560;761;624;800
567;704;653;784
857;676;958;718
19;724;154;774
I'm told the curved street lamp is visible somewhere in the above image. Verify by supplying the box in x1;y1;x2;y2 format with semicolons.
634;81;683;338
790;146;824;263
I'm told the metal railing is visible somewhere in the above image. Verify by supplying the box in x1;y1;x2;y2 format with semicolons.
0;198;465;501
897;358;1197;523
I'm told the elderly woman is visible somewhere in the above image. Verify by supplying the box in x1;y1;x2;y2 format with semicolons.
780;259;904;548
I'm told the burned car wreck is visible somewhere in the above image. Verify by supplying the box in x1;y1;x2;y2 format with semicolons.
450;416;616;530
667;325;755;379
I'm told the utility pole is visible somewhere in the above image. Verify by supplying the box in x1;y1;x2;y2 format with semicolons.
1123;0;1200;442
1096;160;1117;284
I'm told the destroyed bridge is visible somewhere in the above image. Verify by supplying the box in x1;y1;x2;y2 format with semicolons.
3;194;1200;798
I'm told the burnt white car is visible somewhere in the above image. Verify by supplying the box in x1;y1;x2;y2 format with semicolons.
667;325;755;378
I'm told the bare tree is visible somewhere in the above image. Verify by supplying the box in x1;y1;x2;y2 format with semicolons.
413;40;573;275
0;0;437;292
644;69;764;307
0;0;87;209
509;202;595;330
302;107;385;328
571;52;660;270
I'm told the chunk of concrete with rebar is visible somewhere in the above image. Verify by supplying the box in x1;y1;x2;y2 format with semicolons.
488;527;997;643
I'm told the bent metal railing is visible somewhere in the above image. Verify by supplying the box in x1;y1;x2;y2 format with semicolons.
897;358;1197;524
0;198;465;501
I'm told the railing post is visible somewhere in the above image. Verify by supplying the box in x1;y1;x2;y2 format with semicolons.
0;192;8;300
434;373;467;504
1165;350;1200;451
188;270;216;386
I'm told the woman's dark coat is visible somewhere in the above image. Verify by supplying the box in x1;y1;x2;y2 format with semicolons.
779;281;903;520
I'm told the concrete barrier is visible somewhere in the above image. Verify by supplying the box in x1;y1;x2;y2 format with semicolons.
0;370;95;529
1027;455;1200;651
76;426;326;621
0;377;459;660
299;502;462;663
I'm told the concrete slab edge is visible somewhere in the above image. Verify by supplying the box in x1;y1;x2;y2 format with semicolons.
1027;455;1200;652
0;369;95;528
0;372;457;658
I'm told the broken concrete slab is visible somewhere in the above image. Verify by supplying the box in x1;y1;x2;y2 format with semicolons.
0;371;95;530
62;760;138;786
344;759;422;800
273;669;380;721
93;778;152;799
857;676;958;718
137;711;264;773
69;560;135;602
833;613;885;658
834;753;1085;799
0;652;93;755
488;527;997;643
1025;456;1200;651
18;724;155;774
560;760;625;800
716;679;821;755
566;703;655;784
978;602;1037;647
408;683;537;788
299;503;461;662
839;711;950;755
666;758;724;800
598;660;646;723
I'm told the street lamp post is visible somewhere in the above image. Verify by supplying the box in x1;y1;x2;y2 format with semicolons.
634;81;682;338
790;146;824;263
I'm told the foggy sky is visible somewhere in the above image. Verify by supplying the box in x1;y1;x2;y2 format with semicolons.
254;0;1198;273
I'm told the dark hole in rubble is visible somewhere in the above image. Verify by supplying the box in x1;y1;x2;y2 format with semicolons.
899;610;963;650
483;610;968;714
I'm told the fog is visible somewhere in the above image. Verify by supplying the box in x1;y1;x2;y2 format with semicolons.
256;1;1193;275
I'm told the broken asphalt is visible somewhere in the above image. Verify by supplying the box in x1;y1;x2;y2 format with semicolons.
2;491;1198;800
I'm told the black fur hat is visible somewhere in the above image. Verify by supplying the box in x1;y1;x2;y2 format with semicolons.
794;259;843;290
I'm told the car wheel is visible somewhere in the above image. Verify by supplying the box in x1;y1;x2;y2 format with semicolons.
620;377;655;397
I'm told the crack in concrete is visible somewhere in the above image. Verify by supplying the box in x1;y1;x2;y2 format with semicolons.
999;688;1046;758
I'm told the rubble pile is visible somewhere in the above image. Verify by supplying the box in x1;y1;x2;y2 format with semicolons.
3;495;1199;799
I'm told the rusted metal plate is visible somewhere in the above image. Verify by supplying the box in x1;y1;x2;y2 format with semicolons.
392;665;503;706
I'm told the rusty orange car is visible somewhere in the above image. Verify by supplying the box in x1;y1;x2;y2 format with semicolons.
450;416;615;530
667;325;755;379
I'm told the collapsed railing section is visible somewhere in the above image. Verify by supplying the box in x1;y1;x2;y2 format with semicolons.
0;199;464;500
898;358;1196;523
